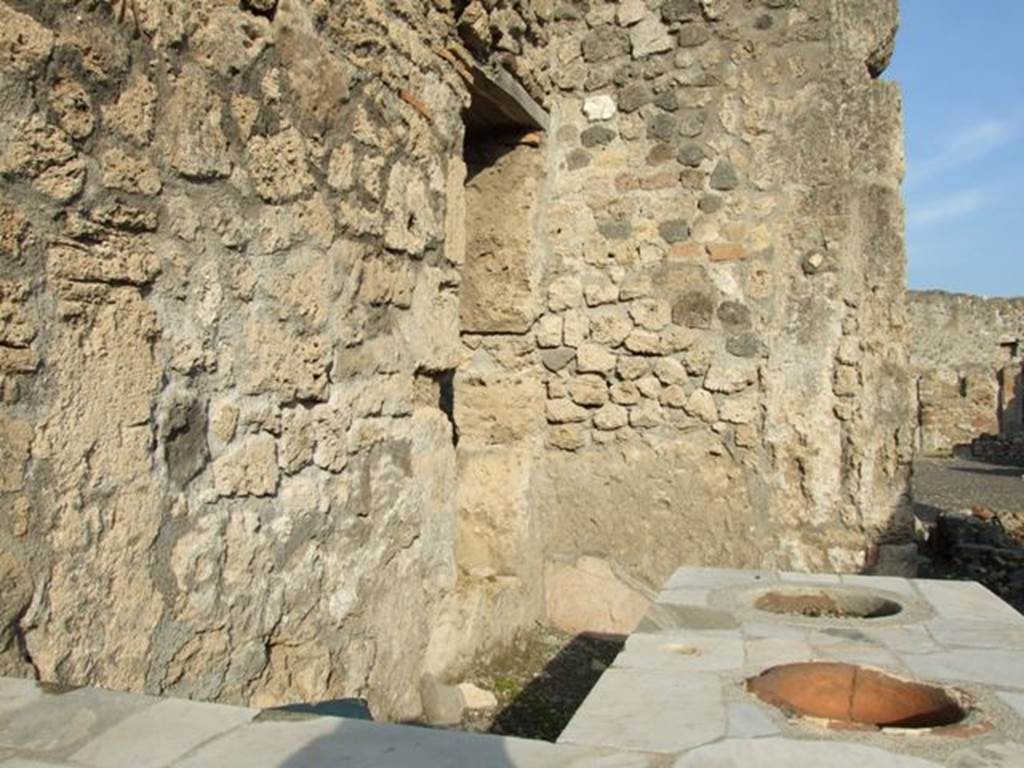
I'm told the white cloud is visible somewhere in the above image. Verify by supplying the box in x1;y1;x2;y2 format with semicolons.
908;189;984;229
910;118;1016;183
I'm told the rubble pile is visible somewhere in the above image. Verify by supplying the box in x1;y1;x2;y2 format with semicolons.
922;508;1024;613
971;433;1024;467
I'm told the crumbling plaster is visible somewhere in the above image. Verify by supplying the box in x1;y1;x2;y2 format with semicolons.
0;0;913;719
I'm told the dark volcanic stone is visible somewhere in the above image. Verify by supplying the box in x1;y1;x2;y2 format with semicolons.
583;28;630;62
598;218;632;241
677;143;705;167
580;126;616;147
659;219;691;244
662;0;702;22
673;291;715;329
710;159;740;190
717;300;751;329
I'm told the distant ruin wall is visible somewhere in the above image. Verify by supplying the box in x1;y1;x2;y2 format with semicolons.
0;0;913;720
908;290;1024;455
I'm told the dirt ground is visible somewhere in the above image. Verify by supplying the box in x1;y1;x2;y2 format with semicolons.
913;456;1024;522
456;625;624;742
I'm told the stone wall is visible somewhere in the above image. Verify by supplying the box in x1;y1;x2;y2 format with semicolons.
908;290;1024;455
527;0;913;592
0;0;914;720
0;0;555;719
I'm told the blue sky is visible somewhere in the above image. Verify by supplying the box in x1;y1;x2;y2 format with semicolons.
886;1;1023;297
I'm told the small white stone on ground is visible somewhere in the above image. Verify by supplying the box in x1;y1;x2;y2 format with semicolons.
457;682;498;712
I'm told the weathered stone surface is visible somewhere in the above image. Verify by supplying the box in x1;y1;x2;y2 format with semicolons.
462;144;542;332
103;75;158;145
685;390;718;423
705;361;758;394
457;374;544;446
247;128;314;203
419;674;465;726
49;79;94;139
583;28;630;62
101;149;162;195
0;0;914;724
630;16;674;58
545;557;649;635
673;292;715;329
457;682;498;712
547;399;590;424
570;375;609;407
662;0;702;23
617;0;648;27
630;300;671;331
213;434;279;497
163;66;232;179
0;4;53;74
577;343;618;374
909;291;1024;456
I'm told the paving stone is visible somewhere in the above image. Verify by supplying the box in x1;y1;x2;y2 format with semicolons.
663;567;778;590
1;760;77;767
840;573;916;598
901;649;1024;690
744;637;813;671
172;716;656;768
740;621;807;641
639;604;740;632
816;641;905;671
858;625;940;654
914;579;1021;624
653;587;710;607
636;600;730;634
69;697;256;768
0;680;42;720
559;669;725;754
615;630;744;672
805;627;873;646
672;738;943;767
0;687;147;755
925;619;1024;650
779;571;841;585
948;741;1024;768
997;691;1024;719
725;702;780;739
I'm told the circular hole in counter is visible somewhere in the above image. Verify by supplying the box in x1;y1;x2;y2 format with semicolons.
747;662;968;730
753;588;902;619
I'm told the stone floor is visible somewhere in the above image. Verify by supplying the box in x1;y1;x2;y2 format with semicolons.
3;569;1024;766
914;456;1024;519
